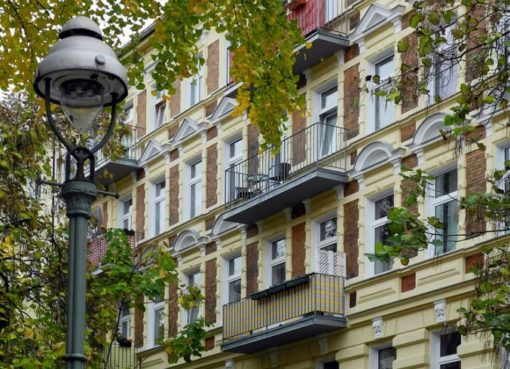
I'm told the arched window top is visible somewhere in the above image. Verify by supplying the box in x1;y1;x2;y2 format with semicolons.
353;141;402;174
212;213;238;237
173;229;207;253
410;113;447;148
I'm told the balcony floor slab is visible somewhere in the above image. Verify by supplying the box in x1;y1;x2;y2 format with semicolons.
221;313;347;354
94;158;139;185
224;167;348;224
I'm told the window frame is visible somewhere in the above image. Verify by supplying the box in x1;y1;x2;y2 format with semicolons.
430;328;461;369
152;179;166;237
366;191;394;277
147;296;165;348
428;23;458;103
370;343;397;369
224;254;242;304
313;214;339;275
426;167;458;257
225;136;243;202
183;271;200;325
369;53;395;132
265;237;286;288
118;302;131;339
187;159;203;219
119;196;133;230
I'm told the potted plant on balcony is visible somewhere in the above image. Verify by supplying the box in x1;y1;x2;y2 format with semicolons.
116;335;132;348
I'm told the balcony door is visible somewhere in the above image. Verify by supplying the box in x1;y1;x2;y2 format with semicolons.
314;217;344;276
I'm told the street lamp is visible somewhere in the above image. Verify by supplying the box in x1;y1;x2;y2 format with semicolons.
33;16;128;369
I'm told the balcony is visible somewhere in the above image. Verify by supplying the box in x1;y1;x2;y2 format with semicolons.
288;0;349;74
221;273;346;354
224;123;349;224
88;230;136;267
102;342;137;369
94;124;142;185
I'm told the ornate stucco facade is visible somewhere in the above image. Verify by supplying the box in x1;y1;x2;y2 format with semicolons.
89;1;506;368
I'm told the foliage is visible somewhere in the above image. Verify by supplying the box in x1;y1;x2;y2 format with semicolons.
364;0;510;359
0;0;303;149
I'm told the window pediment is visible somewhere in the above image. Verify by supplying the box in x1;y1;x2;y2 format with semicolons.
170;117;208;146
172;229;208;254
409;113;448;149
353;141;404;175
351;4;405;51
209;97;237;123
139;139;164;166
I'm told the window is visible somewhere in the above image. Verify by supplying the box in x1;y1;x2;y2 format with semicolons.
267;238;286;286
373;55;395;130
123;101;134;125
118;302;130;339
225;39;232;85
184;272;200;324
496;12;510;65
151;86;166;130
153;180;166;236
226;255;241;303
431;329;461;369
187;160;202;219
371;345;396;369
148;295;165;347
318;86;338;157
185;52;203;108
315;217;340;275
429;25;457;102
324;0;339;23
369;194;394;275
429;169;458;256
226;138;243;201
119;197;132;230
320;361;339;369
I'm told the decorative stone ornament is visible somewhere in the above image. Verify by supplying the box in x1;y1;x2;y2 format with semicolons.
434;299;447;323
34;16;128;108
372;317;384;339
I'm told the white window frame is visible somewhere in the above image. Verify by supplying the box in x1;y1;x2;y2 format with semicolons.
366;191;394;277
225;136;243;202
118;197;133;230
223;254;242;304
225;38;232;85
186;159;203;220
430;328;461;369
184;52;203;109
152;179;166;237
183;271;200;325
428;23;457;103
118;302;131;339
265;237;286;288
147;297;165;348
495;144;510;234
370;343;396;369
313;213;339;275
123;100;134;125
318;86;338;158
368;53;395;132
324;0;339;23
426;167;458;258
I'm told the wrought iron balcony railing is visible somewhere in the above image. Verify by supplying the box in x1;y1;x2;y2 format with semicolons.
95;124;143;165
222;273;345;342
224;122;348;210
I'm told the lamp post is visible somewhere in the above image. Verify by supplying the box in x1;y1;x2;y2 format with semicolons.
33;16;128;369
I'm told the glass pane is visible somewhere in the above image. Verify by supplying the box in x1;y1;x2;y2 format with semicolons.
320;118;337;157
320;243;337;252
154;307;164;342
155;202;161;235
378;346;396;369
375;90;394;129
121;320;129;337
375;224;393;274
434;200;458;255
321;87;337;110
229;256;241;276
320;218;337;241
120;303;130;317
230;139;242;159
191;183;196;217
440;331;461;357
271;262;286;285
189;306;199;323
375;195;394;219
323;361;339;369
123;218;129;229
188;273;199;287
156;180;165;197
228;279;241;303
272;239;286;260
376;56;394;79
435;170;457;197
123;199;132;214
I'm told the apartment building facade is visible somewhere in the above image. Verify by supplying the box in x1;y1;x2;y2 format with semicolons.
88;0;504;368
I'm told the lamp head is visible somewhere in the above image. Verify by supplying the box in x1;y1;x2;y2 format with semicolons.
34;16;128;132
